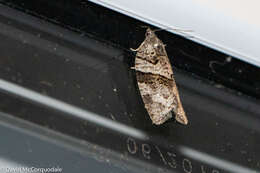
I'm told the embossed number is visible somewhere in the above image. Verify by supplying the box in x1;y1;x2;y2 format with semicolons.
142;143;151;159
127;137;137;154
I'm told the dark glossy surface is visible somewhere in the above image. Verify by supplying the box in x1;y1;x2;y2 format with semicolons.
0;112;139;173
0;3;259;173
0;0;259;99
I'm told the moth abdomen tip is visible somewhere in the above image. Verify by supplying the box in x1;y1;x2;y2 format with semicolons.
175;114;188;125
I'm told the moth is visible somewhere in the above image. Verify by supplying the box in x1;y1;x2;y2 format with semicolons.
131;27;188;125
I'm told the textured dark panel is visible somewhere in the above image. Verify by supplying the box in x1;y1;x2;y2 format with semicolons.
0;0;259;99
0;3;259;173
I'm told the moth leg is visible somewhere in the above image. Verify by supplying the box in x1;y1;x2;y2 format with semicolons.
130;48;139;52
130;67;136;70
165;111;173;119
130;41;145;52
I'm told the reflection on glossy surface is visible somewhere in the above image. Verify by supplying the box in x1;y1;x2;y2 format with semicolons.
0;158;24;172
0;79;147;140
0;113;138;173
180;146;257;173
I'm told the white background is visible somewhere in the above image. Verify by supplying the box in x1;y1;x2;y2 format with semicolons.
89;0;260;67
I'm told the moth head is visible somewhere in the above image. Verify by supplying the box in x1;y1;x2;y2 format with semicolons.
145;28;162;49
145;28;157;40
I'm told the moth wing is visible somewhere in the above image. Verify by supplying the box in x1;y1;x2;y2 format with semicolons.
170;79;188;125
136;72;177;125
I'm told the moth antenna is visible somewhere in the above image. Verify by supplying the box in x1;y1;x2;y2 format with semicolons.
140;25;150;29
139;25;193;33
152;27;194;38
153;27;193;33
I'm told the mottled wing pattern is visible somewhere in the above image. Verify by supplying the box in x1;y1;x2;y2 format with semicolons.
136;72;177;125
132;28;188;125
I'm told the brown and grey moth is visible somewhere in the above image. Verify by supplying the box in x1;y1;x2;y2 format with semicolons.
131;28;188;125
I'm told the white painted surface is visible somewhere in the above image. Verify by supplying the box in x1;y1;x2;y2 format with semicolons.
89;0;260;67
